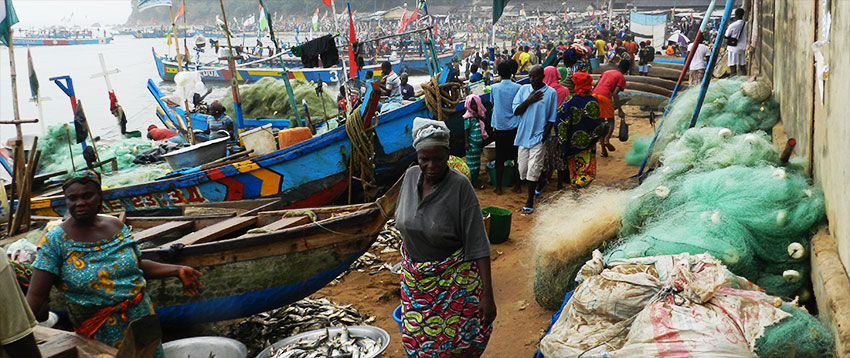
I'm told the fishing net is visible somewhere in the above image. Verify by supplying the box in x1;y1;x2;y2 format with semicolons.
755;303;835;358
613;165;825;296
647;78;780;166
37;125;165;177
623;135;651;166
100;163;172;189
220;78;338;121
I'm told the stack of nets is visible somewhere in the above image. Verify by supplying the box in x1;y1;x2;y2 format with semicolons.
220;78;338;121
37;125;166;180
631;78;780;168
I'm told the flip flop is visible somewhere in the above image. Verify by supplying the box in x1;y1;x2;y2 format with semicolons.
521;207;535;215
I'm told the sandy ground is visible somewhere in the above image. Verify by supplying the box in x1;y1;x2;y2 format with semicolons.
312;106;656;358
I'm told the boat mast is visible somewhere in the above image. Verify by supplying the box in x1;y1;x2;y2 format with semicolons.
258;0;302;128
218;0;244;138
330;0;352;114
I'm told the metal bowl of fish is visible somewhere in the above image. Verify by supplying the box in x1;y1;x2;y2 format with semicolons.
254;325;389;358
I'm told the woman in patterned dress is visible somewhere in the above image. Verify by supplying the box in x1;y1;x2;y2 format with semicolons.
396;118;496;357
463;94;487;188
26;171;202;355
556;72;607;187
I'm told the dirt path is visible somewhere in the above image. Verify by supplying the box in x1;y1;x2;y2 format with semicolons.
315;108;656;357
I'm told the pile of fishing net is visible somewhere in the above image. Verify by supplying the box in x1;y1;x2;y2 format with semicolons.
100;163;172;188
37;125;166;176
628;78;779;167
539;252;834;358
220;78;338;121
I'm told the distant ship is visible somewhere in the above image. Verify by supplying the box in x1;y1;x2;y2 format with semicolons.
10;28;113;46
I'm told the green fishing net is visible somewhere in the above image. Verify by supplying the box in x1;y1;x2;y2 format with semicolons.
100;163;173;188
624;136;651;166
755;303;835;358
221;78;338;122
646;78;780;167
37;125;164;176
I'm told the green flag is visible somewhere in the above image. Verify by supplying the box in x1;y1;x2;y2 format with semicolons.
493;0;510;24
0;0;19;46
258;3;269;32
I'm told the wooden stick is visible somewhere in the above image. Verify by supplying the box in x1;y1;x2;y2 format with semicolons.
10;138;38;235
63;123;77;172
20;149;41;231
0;119;39;124
6;142;19;234
6;30;24;145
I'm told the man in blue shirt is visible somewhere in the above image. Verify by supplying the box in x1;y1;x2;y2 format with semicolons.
512;65;557;214
469;63;482;83
490;61;522;195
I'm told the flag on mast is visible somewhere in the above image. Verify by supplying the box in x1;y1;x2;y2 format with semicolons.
347;3;357;79
492;0;510;24
397;10;407;34
0;0;19;46
174;0;185;21
321;10;327;22
258;3;269;32
27;48;39;101
312;7;319;32
321;0;332;7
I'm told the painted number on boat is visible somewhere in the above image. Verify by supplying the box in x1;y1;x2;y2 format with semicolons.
200;70;219;78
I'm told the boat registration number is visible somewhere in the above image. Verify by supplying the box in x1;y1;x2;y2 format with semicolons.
103;186;207;211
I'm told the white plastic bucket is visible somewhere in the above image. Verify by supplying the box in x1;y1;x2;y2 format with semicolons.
241;124;277;156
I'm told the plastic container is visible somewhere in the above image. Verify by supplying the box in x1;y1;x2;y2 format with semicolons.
240;124;277;156
162;336;247;358
277;127;313;149
481;206;512;244
483;142;497;162
393;304;403;334
161;137;228;170
485;160;514;187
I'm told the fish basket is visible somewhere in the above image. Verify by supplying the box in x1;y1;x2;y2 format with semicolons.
254;326;390;358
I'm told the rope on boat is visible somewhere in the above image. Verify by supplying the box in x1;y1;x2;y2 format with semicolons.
345;106;379;198
421;77;463;122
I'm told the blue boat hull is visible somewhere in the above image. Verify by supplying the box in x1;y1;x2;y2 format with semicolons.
11;37;112;46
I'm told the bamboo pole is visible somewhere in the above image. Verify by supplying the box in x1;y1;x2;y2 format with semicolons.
218;0;243;140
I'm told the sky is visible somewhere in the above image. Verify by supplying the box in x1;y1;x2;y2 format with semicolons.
11;0;132;28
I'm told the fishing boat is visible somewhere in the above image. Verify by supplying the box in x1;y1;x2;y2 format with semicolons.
40;182;400;325
11;33;113;46
153;48;455;83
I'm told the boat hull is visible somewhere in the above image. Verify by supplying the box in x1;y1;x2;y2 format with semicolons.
140;207;382;324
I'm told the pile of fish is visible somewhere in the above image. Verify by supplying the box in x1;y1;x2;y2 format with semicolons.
330;220;403;284
226;298;375;355
267;326;383;358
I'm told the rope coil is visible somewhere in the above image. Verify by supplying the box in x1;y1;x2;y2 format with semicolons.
421;77;463;122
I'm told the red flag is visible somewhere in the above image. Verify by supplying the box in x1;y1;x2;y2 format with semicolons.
347;5;357;79
175;0;185;21
564;9;568;21
433;21;438;37
397;11;407;34
322;0;332;7
406;9;418;26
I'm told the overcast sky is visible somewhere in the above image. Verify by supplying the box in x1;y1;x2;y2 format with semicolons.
12;0;132;28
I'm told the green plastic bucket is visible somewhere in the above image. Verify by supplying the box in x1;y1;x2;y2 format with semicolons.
486;160;514;187
482;206;512;244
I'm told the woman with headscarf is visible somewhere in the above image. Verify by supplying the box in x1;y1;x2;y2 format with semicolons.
27;171;202;355
463;94;488;188
540;66;570;190
556;72;606;187
396;118;496;357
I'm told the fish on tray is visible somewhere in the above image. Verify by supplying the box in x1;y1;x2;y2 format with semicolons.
268;326;383;358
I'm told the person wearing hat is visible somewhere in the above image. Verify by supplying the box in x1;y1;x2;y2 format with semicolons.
26;170;202;356
146;125;187;145
206;101;233;140
395;118;495;357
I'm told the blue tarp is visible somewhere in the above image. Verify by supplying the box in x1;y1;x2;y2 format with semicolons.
630;11;668;26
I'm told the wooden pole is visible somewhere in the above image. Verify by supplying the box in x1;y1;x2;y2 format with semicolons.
7;30;24;144
219;0;244;139
76;101;102;169
169;6;183;71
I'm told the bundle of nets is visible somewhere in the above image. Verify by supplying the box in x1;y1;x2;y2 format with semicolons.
623;135;651;166
37;125;164;176
755;302;835;357
613;165;825;296
100;163;173;188
646;78;779;166
221;78;337;121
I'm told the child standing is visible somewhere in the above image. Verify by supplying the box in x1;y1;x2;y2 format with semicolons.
638;41;654;76
464;94;487;188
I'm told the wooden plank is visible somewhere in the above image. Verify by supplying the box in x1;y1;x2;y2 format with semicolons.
239;216;310;238
810;227;850;357
125;213;236;230
133;220;193;244
160;216;258;248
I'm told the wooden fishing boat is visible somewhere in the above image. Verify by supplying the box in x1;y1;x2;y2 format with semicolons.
93;181;397;325
11;36;112;46
29;75;445;216
153;48;455;83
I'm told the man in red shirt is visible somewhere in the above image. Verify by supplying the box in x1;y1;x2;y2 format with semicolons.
147;125;178;141
592;60;630;156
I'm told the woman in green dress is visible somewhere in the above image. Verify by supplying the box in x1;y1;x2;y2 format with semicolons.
27;170;202;355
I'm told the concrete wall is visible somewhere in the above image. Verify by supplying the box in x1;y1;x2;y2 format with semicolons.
771;0;816;172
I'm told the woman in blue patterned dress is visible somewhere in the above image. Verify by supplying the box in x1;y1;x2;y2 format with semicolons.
555;72;606;187
26;171;202;355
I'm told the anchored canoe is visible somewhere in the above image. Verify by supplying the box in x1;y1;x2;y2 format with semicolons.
138;181;399;324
